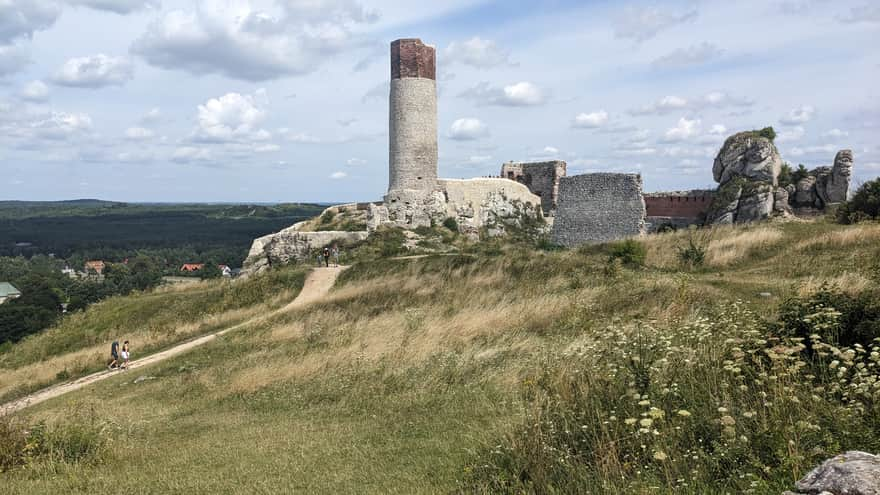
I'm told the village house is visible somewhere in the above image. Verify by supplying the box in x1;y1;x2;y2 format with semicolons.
180;263;205;272
0;282;21;305
84;260;106;276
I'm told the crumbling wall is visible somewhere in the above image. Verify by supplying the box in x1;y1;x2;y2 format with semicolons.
440;178;543;236
500;160;566;215
551;173;646;246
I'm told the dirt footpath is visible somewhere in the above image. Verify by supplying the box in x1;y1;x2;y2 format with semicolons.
1;266;347;414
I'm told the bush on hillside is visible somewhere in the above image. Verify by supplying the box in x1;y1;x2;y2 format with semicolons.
442;217;459;232
0;406;109;472
837;179;880;224
677;227;712;269
777;285;880;349
608;239;646;268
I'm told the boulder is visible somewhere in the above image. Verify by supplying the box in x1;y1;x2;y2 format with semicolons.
795;176;818;206
713;132;783;186
773;187;793;215
783;451;880;495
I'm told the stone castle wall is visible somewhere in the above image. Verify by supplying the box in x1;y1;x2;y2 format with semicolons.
440;178;543;235
552;173;646;246
643;190;715;230
500;160;566;215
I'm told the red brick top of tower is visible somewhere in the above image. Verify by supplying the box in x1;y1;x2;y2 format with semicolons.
391;39;436;80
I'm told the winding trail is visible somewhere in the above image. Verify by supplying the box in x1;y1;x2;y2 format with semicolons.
1;266;347;414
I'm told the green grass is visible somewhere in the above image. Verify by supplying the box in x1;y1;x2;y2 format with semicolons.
2;219;879;493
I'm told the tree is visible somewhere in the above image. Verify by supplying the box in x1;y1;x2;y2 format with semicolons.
838;178;880;224
757;126;776;142
199;263;222;279
13;275;62;312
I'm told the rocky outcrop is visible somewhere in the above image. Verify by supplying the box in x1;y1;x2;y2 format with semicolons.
783;451;880;495
241;226;368;277
707;131;853;224
713;132;783;187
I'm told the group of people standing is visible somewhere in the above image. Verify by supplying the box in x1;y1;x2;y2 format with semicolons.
108;339;131;370
318;245;341;267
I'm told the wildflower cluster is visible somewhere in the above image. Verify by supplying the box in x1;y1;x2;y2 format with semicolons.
462;302;880;493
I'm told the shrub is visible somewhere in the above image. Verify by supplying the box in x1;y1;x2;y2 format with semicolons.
757;126;776;141
0;406;109;472
608;239;646;268
319;210;335;225
441;217;459;232
677;228;712;269
837;179;880;224
777;285;880;349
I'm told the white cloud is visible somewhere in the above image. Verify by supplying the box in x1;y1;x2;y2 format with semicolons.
709;124;727;135
171;146;212;163
702;91;754;108
329;171;347;179
68;0;160;15
0;0;61;44
652;42;723;69
459;81;546;107
630;95;688;116
776;126;805;143
448;118;489;140
23;111;93;141
139;107;161;124
572;110;609;128
124;127;155;140
613;5;698;42
53;54;134;88
254;143;280;153
821;128;848;138
543;146;559;155
131;0;378;81
663;117;701;142
444;37;513;69
20;80;49;102
789;144;836;157
283;131;322;143
346;157;366;166
838;3;880;24
192;89;270;143
0;43;29;76
780;105;815;125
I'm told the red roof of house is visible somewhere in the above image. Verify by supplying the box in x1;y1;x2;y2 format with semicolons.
180;263;205;272
85;260;106;273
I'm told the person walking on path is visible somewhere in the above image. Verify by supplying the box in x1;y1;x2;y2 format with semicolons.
332;245;340;267
317;252;323;267
322;247;330;267
108;340;120;370
120;341;130;370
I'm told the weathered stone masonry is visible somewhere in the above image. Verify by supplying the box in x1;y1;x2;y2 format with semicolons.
552;173;647;246
500;160;566;216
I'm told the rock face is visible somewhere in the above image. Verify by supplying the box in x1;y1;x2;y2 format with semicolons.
707;131;853;224
552;173;646;246
783;451;880;495
819;149;853;205
713;132;783;186
242;226;369;277
440;178;544;238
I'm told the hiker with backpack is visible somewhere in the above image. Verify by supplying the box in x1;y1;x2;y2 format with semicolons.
108;340;120;370
323;247;330;267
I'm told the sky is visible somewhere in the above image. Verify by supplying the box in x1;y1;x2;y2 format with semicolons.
0;0;878;202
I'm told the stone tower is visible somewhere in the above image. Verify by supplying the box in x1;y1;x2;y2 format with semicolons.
386;38;438;204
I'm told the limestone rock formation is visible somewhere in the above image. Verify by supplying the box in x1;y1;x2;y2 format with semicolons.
241;225;368;277
707;131;853;224
818;149;853;205
713;132;783;187
783;451;880;495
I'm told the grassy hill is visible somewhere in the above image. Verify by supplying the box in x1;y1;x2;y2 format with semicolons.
2;220;879;493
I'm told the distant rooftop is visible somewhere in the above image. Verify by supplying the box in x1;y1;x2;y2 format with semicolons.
0;282;21;298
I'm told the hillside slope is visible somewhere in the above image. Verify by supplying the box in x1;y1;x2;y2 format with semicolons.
2;221;879;494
